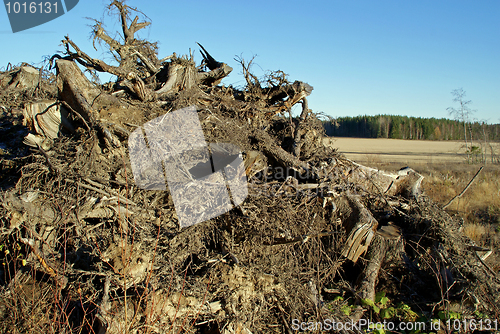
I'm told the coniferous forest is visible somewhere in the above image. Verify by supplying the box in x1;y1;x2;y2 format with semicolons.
324;115;500;142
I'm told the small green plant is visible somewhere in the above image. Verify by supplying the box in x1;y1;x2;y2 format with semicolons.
396;302;419;322
328;296;356;316
330;291;476;334
474;310;488;319
362;292;421;328
437;310;461;321
362;291;390;315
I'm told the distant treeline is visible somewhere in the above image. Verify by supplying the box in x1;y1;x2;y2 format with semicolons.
324;115;500;141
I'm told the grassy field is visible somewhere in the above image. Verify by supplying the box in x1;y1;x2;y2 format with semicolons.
332;137;500;165
332;137;500;268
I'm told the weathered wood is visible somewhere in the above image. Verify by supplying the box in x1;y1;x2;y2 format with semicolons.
55;59;123;148
22;101;74;140
125;72;152;101
292;97;310;157
60;4;233;102
155;62;198;96
22;100;74;150
155;52;232;97
197;63;233;87
0;66;39;90
341;195;378;263
252;127;310;173
62;1;155;79
350;236;387;323
348;162;424;199
357;237;387;301
62;36;130;78
56;59;100;124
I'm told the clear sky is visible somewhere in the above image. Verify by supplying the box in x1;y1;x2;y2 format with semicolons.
1;0;499;123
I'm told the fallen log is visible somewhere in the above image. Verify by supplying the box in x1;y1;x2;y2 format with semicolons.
347;162;424;199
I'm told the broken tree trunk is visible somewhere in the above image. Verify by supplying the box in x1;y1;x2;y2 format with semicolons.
197;62;233;87
154;59;198;96
351;235;388;322
155;46;233;96
356;236;387;300
55;59;124;148
55;59;101;124
197;42;233;86
340;194;378;263
55;59;123;122
292;97;310;157
0;66;39;90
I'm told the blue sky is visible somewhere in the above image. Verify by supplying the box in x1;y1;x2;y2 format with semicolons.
1;0;499;123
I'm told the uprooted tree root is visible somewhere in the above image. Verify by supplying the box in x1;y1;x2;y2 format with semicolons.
1;93;499;333
1;2;499;333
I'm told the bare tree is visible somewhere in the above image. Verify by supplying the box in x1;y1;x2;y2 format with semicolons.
447;88;475;163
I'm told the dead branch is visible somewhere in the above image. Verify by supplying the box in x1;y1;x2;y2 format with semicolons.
36;143;59;174
63;0;157;81
110;0;150;42
63;36;128;77
91;20;122;54
235;55;261;93
196;63;233;87
443;165;484;209
131;51;158;73
19;236;68;289
64;178;137;207
197;42;222;71
58;100;91;132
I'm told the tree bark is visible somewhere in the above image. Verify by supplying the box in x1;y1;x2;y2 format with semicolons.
292;97;310;157
55;59;123;148
56;59;100;124
350;236;387;322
